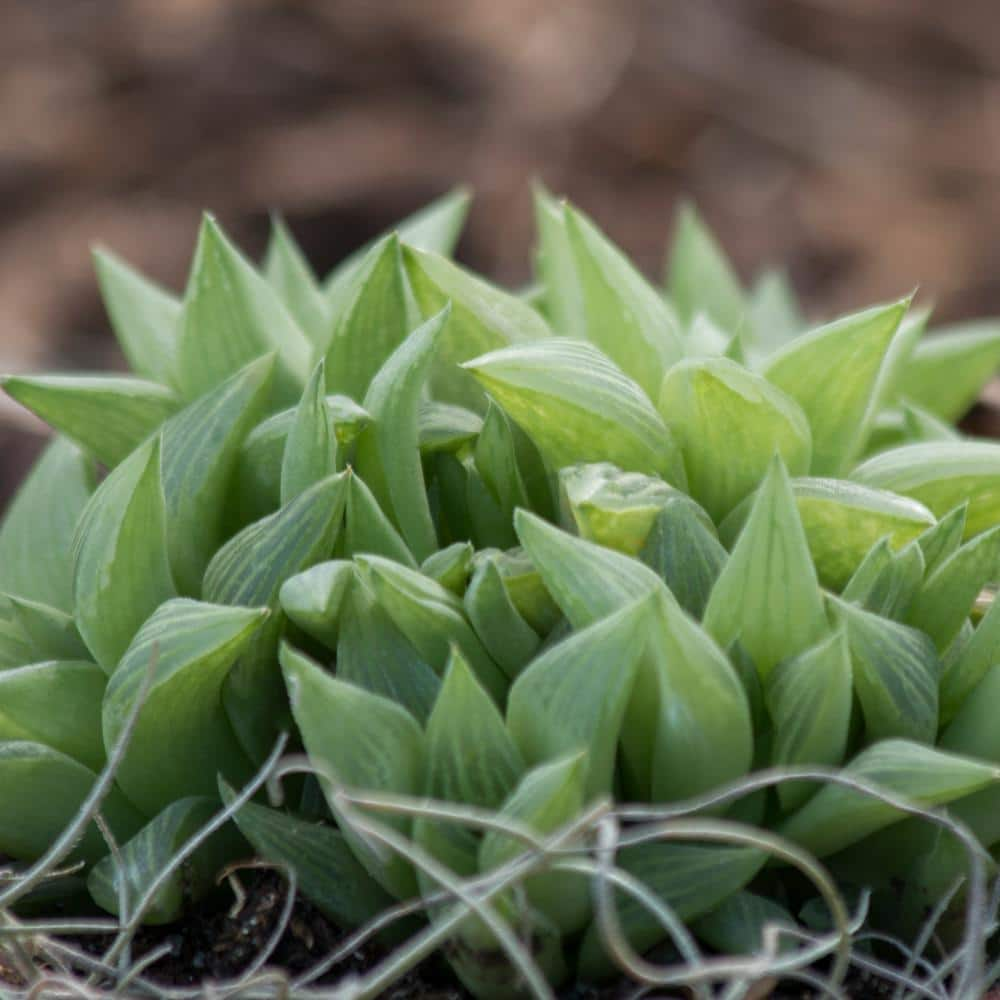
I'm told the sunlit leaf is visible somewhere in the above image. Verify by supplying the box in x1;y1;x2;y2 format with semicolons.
841;537;924;620
748;270;803;355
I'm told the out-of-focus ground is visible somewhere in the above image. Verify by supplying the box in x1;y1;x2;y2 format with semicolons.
3;0;1000;493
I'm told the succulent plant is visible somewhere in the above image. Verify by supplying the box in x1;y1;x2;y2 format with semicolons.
4;187;1000;995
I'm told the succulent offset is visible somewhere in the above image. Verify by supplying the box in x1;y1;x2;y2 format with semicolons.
3;188;1000;994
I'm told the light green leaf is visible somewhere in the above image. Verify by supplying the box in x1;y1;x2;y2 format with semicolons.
748;270;803;354
483;547;562;637
841;538;925;620
474;402;532;525
852;442;1000;538
666;202;746;333
901;400;962;443
1;374;179;469
464;339;686;486
766;630;852;811
220;779;396;932
532;186;584;338
867;306;931;420
658;357;812;520
263;216;330;347
940;591;1000;724
0;660;106;771
279;560;354;650
906;525;1000;652
507;597;650;798
343;472;416;567
941;665;1000;764
764;298;909;475
88;797;244;924
281;643;424;899
355;555;507;705
324;236;410;401
0;742;143;864
160;355;275;595
103;599;265;815
418;401;483;454
281;361;335;504
0;438;94;612
204;472;349;762
3;596;89;662
704;457;827;681
779;739;1000;858
72;437;176;672
354;308;447;562
93;247;180;383
177;215;310;407
404;245;552;409
916;503;967;574
421;541;473;595
896;321;1000;422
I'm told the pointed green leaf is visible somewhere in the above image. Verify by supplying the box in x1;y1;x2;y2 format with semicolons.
281;643;424;899
324;236;410;401
279;560;354;650
533;186;585;338
917;503;967;574
0;660;106;771
841;537;925;620
0;438;94;612
765;298;909;475
281;361;335;504
355;555;507;704
72;437;176;672
779;740;1000;857
901;400;961;443
941;664;1000;765
354;309;446;562
4;596;89;662
404;246;552;409
2;374;178;469
906;525;1000;652
693;891;796;956
897;321;1000;422
343;472;416;568
484;547;562;637
263;216;330;347
220;780;396;932
0;596;35;669
941;592;1000;724
704;458;827;681
103;599;265;815
177;215;310;406
420;541;473;595
94;247;180;383
748;270;803;354
867;306;931;420
0;742;143;864
88;797;243;924
766;630;852;811
465;340;685;486
508;597;650;798
418;401;483;454
658;357;812;520
666;202;746;333
473;402;532;524
853;442;1000;538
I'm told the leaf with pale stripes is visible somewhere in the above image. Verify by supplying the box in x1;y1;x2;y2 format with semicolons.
263;216;331;347
281;360;336;504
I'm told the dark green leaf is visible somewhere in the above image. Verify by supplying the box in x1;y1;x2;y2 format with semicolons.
279;560;354;650
281;361;336;504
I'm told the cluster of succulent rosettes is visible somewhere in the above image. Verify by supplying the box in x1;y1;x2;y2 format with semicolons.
3;187;1000;994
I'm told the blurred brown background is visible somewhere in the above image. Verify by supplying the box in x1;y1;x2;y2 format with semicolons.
3;0;1000;494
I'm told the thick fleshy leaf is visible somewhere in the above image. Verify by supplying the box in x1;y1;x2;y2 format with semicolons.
916;503;967;574
204;472;349;761
557;201;684;398
906;525;1000;652
160;355;275;595
766;630;852;811
764;298;909;475
779;740;1000;858
0;596;34;669
841;538;925;620
484;548;562;637
0;660;106;771
220;780;396;932
103;599;265;815
666;202;746;334
578;843;765;983
354;555;507;704
479;753;591;934
465;340;685;486
263;217;330;347
88;797;244;924
418;401;483;454
658;357;812;521
354;309;446;562
507;597;650;798
474;402;532;525
940;592;1000;724
281;361;336;504
336;580;440;725
533;186;584;338
941;665;1000;764
866;306;931;419
4;596;89;662
901;401;962;443
324;236;410;401
421;542;474;595
281;643;424;899
693;891;797;956
343;473;416;567
721;478;935;591
176;215;310;406
93;247;180;382
852;442;1000;537
0;437;94;612
0;742;143;863
834;598;939;744
1;374;179;468
279;560;354;650
464;556;540;681
404;246;551;410
704;457;827;681
72;437;176;672
896;321;1000;422
748;270;803;354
